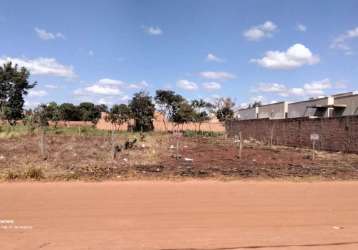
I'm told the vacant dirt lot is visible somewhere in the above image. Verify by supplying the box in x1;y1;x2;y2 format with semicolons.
1;133;358;180
1;181;358;250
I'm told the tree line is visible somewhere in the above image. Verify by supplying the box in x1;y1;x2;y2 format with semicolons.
0;62;236;132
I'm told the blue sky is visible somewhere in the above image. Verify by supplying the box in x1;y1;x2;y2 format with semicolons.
0;0;358;108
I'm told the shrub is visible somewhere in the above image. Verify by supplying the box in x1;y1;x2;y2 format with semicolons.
24;167;44;180
4;170;20;180
183;130;224;137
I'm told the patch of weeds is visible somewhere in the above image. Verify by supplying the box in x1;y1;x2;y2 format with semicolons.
4;170;21;181
24;167;44;180
61;171;80;181
183;130;224;138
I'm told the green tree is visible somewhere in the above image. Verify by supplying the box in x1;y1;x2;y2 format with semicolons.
33;104;50;128
171;101;195;129
105;104;131;130
46;102;61;128
95;104;108;113
215;97;235;122
155;89;184;131
79;102;101;126
129;91;155;132
191;99;212;131
0;62;36;125
59;103;81;121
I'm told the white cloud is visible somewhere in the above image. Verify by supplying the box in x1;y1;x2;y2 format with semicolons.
199;71;236;81
24;100;40;109
88;50;94;56
85;84;121;95
331;26;358;54
28;89;48;97
127;80;148;89
250;95;265;103
251;43;319;70
177;80;198;90
243;21;277;41
254;79;332;97
34;27;65;40
44;84;59;89
0;56;75;78
239;102;249;109
206;53;224;63
255;83;287;93
296;24;307;32
289;88;305;96
303;79;332;95
144;26;163;35
74;78;149;98
98;78;124;85
202;82;221;91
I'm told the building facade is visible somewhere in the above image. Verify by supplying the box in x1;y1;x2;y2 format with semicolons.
238;92;358;120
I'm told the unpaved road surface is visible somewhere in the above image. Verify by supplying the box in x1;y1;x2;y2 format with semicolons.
1;181;358;250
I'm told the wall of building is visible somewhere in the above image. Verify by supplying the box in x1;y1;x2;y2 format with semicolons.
238;107;258;120
287;97;332;118
258;102;287;119
333;94;358;116
226;116;358;153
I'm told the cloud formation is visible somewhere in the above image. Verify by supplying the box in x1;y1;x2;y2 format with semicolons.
143;26;163;35
296;24;307;32
98;78;124;85
254;79;333;97
331;26;358;55
74;78;148;97
0;56;75;78
199;71;236;80
44;84;59;89
34;27;65;40
202;82;221;91
127;80;148;89
206;53;224;63
251;43;319;70
28;89;48;97
85;84;122;95
177;80;198;90
243;21;277;41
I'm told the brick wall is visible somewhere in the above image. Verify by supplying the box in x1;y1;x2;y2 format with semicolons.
226;116;358;153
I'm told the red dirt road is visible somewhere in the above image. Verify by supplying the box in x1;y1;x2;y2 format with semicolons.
1;181;358;250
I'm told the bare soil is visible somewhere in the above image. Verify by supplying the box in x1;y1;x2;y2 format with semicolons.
1;181;358;250
1;134;358;180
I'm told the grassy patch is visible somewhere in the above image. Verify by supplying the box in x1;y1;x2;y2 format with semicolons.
183;130;224;138
23;167;45;180
0;124;29;138
4;170;21;181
